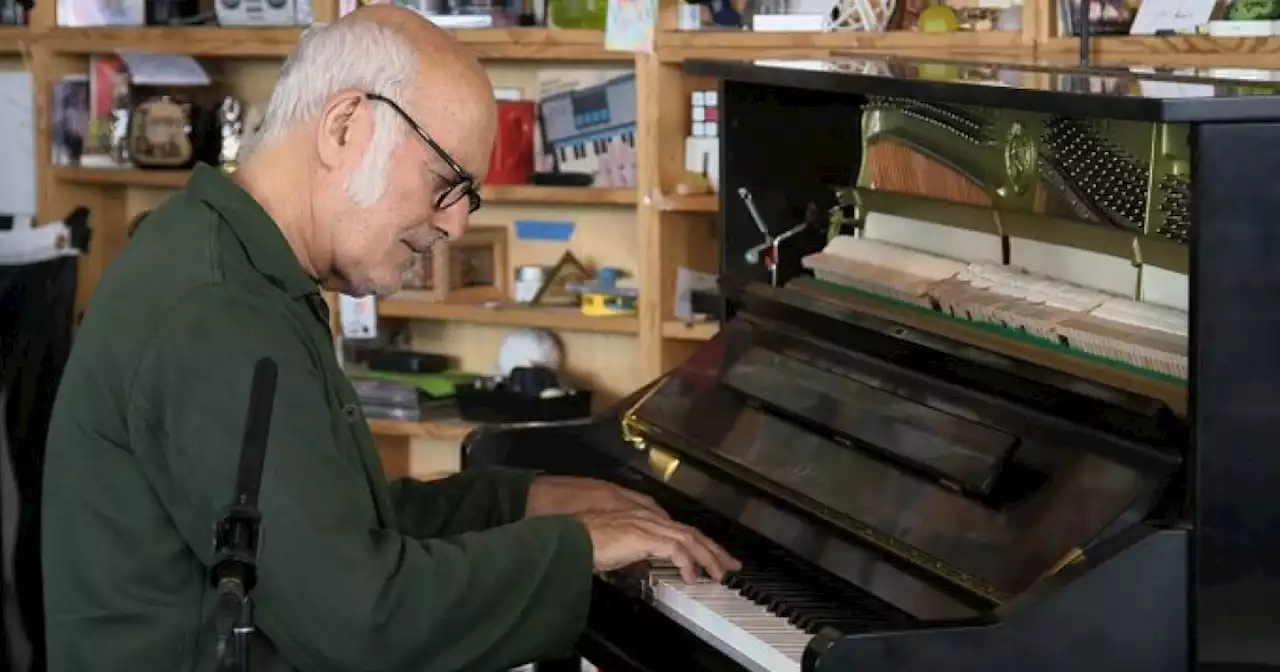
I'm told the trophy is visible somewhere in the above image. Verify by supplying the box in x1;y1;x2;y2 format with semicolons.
218;96;244;173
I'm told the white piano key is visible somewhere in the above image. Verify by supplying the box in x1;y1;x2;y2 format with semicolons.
648;570;809;672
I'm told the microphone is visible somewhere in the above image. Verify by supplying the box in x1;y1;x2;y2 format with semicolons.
211;357;279;672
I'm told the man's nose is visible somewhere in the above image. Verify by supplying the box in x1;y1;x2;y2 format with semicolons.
433;202;470;242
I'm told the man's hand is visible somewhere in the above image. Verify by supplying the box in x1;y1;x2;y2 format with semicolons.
525;475;666;518
579;509;741;583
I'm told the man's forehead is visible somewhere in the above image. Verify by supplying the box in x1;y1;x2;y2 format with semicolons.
407;95;495;171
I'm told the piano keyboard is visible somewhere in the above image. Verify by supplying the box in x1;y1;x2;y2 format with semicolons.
636;494;912;672
649;568;808;672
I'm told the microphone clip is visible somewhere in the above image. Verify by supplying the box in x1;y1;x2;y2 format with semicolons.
211;503;262;672
212;503;262;595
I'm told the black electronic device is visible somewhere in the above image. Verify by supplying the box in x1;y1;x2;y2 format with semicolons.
210;357;278;672
366;349;451;375
455;367;592;424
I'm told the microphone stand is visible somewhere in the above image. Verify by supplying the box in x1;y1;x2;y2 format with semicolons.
1078;0;1094;69
210;357;279;672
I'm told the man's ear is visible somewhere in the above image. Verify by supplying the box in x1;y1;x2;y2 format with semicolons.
316;90;366;169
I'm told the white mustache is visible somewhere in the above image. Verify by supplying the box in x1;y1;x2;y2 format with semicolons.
405;230;447;254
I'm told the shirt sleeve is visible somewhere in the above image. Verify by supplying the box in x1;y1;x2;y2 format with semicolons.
388;468;537;539
126;284;593;672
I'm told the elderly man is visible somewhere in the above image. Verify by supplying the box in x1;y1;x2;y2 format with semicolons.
41;7;737;672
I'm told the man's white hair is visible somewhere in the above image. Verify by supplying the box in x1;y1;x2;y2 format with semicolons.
241;20;417;207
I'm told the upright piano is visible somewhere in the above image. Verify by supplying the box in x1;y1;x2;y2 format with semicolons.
466;57;1280;672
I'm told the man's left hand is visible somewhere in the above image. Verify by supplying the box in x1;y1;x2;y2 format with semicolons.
525;475;668;519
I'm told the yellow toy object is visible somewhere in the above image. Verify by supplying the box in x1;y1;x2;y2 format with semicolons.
573;267;638;317
580;292;638;317
917;4;960;32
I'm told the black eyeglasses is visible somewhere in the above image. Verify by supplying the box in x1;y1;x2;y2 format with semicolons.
365;92;482;214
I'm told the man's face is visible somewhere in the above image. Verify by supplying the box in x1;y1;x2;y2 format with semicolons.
326;95;495;297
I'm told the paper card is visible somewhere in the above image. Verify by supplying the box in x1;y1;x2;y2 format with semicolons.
116;51;211;87
606;0;657;53
1129;0;1215;35
339;294;378;340
0;71;34;218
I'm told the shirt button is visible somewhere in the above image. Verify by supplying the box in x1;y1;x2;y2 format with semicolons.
341;404;360;422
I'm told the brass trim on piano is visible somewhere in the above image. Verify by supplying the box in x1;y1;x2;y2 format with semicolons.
620;398;1012;605
646;447;680;483
1038;548;1086;584
621;377;667;452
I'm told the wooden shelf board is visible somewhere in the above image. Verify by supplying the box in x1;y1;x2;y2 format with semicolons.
662;320;718;341
44;27;305;57
483;184;635;205
1040;35;1280;66
41;26;625;61
54;166;635;205
56;166;190;188
449;28;629;61
368;417;474;441
658;193;718;213
0;26;32;55
379;294;640;334
658;29;1027;62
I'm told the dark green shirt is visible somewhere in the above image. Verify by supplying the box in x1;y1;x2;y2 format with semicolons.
42;164;593;672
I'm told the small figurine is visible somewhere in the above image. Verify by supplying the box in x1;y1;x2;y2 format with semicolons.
218;96;244;173
108;69;131;165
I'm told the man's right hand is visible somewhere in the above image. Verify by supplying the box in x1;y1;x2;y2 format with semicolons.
578;510;741;584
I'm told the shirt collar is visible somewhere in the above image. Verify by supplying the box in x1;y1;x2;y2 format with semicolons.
186;163;318;298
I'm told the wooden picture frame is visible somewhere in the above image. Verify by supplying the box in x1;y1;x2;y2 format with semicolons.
443;226;509;303
398;226;509;304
